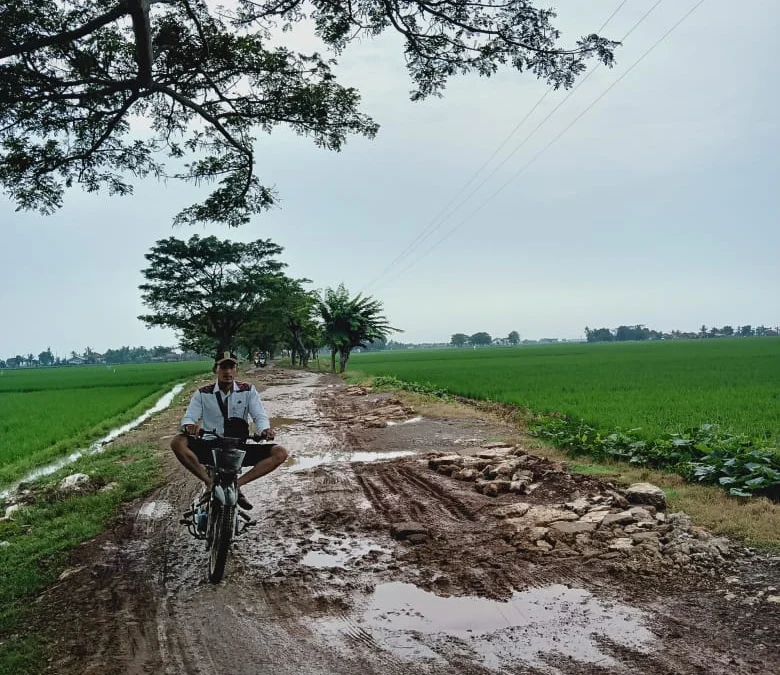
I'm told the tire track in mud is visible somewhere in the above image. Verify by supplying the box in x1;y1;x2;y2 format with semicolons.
357;462;477;526
356;473;394;518
353;459;608;601
396;464;477;522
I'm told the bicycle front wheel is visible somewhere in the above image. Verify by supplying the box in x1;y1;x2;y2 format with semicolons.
208;502;235;583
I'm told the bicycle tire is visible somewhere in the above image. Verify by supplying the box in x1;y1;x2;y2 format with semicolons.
208;502;235;583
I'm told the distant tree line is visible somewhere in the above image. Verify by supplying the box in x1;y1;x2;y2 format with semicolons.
0;345;197;368
585;324;778;343
449;331;520;347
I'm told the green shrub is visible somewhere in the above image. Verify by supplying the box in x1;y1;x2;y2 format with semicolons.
529;417;779;499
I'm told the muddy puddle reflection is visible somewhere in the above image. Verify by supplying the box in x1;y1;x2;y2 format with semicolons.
386;416;423;426
315;582;656;672
301;529;390;569
287;450;415;472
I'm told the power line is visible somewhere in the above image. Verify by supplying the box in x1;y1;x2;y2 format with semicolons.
361;0;636;292
360;88;553;293
373;0;706;291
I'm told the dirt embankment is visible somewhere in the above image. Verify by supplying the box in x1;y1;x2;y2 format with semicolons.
31;369;780;675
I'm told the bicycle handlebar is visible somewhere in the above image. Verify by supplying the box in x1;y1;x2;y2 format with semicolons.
197;428;269;443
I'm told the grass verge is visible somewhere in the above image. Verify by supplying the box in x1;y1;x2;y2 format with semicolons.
349;371;780;553
0;442;163;675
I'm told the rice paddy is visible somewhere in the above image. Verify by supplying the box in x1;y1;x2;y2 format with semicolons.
349;339;780;441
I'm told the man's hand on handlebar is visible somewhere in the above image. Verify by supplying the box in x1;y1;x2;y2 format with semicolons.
182;424;198;435
259;428;275;441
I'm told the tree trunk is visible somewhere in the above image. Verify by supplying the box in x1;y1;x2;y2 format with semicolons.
330;349;336;373
339;348;350;373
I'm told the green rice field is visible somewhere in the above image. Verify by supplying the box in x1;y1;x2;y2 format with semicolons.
350;339;780;441
0;362;210;486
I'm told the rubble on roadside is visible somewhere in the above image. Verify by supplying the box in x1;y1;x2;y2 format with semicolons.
326;394;417;429
427;445;735;576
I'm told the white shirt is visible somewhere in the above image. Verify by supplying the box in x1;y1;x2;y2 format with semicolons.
181;381;270;434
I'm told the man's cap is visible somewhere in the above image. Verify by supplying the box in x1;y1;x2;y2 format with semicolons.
214;350;238;366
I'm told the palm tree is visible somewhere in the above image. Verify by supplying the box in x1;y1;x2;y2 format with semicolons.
318;284;398;373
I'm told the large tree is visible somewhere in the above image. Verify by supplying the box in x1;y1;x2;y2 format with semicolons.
450;333;468;347
138;234;288;352
469;331;492;346
1;1;618;226
319;284;397;373
38;347;55;366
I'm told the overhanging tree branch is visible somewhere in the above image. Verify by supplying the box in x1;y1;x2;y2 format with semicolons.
0;3;130;59
1;1;617;225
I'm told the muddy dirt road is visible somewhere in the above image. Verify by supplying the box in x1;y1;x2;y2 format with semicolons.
38;370;779;674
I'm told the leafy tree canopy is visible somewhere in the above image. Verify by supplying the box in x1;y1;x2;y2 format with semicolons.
1;0;618;226
450;332;468;347
319;284;398;372
138;234;288;352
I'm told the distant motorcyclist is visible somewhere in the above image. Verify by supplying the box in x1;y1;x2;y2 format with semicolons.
171;351;287;510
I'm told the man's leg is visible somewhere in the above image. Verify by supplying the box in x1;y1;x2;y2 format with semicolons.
171;434;212;487
237;445;288;488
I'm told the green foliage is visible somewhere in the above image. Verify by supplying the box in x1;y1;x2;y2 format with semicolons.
1;1;617;225
469;332;492;346
319;284;397;372
372;375;450;400
238;277;320;366
138;235;290;353
351;340;780;497
529;417;779;499
0;442;161;674
0;361;207;393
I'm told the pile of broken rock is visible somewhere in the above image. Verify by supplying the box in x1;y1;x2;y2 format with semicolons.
428;444;735;575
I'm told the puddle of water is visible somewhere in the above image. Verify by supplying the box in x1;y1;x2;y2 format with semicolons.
301;532;389;568
138;500;173;520
270;417;303;427
301;551;347;568
386;416;423;426
315;582;655;671
287;450;415;472
0;383;185;499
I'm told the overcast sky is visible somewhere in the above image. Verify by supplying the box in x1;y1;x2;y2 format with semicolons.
2;0;779;358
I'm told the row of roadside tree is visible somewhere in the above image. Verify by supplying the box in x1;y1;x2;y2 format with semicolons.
3;236;398;374
138;235;397;373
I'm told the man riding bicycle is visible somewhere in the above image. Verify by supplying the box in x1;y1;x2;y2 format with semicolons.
171;351;288;510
